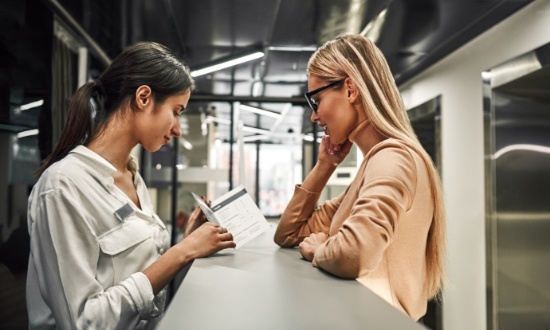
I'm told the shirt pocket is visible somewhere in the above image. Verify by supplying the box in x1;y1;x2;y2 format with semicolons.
98;220;152;255
97;219;155;284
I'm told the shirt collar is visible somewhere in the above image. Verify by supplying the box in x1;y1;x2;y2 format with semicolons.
69;145;137;190
69;146;154;217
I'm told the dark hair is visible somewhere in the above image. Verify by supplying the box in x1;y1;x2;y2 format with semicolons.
36;41;195;177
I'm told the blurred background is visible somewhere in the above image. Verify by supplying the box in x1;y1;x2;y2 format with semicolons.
1;1;549;329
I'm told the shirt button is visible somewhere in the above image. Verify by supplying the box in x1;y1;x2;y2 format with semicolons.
159;248;164;254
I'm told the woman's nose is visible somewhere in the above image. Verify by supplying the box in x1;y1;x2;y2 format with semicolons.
172;119;182;137
310;110;319;122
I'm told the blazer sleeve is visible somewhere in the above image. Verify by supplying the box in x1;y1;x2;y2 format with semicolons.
312;143;416;278
274;184;345;247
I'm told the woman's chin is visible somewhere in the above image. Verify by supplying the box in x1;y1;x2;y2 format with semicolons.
329;137;345;147
142;144;162;153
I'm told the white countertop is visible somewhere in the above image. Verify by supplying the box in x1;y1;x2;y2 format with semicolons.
157;223;426;330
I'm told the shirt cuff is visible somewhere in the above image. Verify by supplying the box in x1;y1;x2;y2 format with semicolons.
122;272;158;320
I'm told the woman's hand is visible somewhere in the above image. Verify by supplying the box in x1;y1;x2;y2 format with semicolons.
184;196;210;237
180;222;236;259
318;135;353;166
299;232;329;261
144;222;235;294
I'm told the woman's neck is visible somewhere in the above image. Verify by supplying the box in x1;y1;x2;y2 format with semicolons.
349;119;386;156
87;116;137;173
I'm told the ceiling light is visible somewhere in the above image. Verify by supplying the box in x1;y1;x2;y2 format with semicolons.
360;8;388;43
17;129;39;138
269;103;292;133
240;104;282;119
243;135;270;142
302;135;314;142
179;137;193;150
267;46;317;52
205;115;270;135
20;99;44;111
191;49;264;77
494;144;550;159
302;134;322;143
206;116;231;126
241;126;271;135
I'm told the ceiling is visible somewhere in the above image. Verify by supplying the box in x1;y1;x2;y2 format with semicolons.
0;0;533;146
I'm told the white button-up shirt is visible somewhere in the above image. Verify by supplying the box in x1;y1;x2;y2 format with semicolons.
27;146;170;329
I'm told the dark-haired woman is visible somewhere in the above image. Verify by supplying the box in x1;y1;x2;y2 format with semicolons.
26;42;235;329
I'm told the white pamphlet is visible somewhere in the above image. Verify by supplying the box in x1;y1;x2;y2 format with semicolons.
191;185;269;248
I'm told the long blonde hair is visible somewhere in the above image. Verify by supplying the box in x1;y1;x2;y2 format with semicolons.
307;33;446;299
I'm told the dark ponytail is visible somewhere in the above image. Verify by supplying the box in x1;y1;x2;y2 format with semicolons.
35;81;101;176
36;41;195;177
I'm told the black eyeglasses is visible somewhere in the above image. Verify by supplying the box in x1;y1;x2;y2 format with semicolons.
304;80;344;113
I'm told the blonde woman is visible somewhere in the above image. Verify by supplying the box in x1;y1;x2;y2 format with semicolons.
274;34;445;321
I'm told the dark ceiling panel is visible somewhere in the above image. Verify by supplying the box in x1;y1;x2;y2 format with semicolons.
268;0;317;47
0;0;535;141
167;0;280;66
379;0;533;84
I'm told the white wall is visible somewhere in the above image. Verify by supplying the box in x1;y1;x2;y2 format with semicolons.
399;2;550;329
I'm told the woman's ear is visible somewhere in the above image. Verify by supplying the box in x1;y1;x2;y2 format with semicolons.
135;85;152;110
345;78;359;104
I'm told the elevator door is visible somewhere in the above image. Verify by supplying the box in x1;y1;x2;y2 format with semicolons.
485;44;550;330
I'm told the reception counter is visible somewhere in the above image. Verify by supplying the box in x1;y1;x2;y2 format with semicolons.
157;223;426;330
